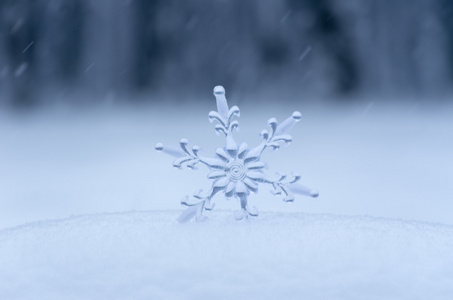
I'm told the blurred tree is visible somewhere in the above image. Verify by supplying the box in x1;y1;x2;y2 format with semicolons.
440;0;453;84
131;0;163;90
0;0;37;107
287;0;358;94
40;0;85;83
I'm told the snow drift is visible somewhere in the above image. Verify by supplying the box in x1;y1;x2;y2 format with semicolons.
1;211;452;300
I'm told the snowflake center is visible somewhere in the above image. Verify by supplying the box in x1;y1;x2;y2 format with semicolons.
226;161;246;182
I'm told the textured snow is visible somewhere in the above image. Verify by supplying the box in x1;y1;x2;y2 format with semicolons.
1;210;452;299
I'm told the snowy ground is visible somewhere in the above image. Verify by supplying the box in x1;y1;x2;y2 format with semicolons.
1;99;453;298
0;210;452;299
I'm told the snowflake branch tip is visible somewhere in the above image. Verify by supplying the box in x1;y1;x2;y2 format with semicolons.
155;143;163;151
213;85;229;120
275;111;302;136
289;183;319;198
155;143;186;158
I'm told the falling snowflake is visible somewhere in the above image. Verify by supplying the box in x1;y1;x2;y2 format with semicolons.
155;86;318;222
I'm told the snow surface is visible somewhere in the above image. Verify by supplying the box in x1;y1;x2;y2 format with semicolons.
1;210;452;299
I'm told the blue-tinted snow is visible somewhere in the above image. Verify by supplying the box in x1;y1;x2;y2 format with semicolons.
0;211;452;299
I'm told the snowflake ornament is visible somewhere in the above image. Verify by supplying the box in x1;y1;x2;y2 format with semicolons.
155;86;318;222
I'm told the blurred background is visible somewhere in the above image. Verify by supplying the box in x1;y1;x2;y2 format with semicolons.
1;0;453;106
0;0;452;228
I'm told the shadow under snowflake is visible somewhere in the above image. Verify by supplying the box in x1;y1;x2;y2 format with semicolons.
156;86;318;222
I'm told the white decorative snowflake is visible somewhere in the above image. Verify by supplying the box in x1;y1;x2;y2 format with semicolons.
156;86;318;222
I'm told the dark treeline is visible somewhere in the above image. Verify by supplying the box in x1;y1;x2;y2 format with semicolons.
0;0;452;107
